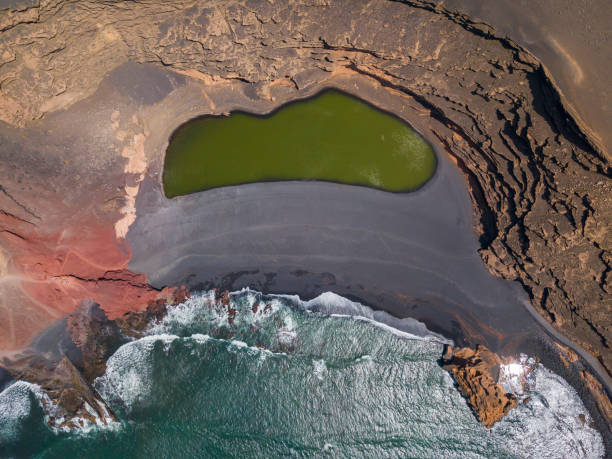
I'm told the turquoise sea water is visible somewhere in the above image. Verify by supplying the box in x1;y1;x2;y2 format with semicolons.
0;290;604;458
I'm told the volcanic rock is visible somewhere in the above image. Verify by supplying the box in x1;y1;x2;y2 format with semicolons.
442;344;518;427
2;353;115;429
67;299;124;382
115;286;189;338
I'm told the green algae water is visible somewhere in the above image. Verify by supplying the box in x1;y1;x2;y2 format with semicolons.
163;90;436;197
0;290;604;458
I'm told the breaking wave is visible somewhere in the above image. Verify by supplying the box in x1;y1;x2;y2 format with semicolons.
0;289;605;457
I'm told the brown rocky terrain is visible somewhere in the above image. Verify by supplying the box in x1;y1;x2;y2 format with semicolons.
0;0;610;434
442;345;520;427
0;291;190;428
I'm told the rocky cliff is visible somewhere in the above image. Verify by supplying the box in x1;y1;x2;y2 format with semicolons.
0;0;609;406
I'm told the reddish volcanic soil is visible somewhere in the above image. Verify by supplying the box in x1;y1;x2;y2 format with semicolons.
0;178;171;354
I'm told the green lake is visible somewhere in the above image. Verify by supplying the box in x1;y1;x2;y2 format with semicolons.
163;90;436;197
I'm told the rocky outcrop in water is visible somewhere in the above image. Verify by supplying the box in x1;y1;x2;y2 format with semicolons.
442;345;519;427
2;304;120;430
67;299;124;383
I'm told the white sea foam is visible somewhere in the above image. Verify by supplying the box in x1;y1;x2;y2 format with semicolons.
147;289;281;337
0;381;39;441
229;339;248;348
147;291;217;334
191;333;211;343
312;359;327;381
87;289;604;458
298;291;451;345
355;354;373;363
94;335;180;410
498;353;537;396
494;364;604;458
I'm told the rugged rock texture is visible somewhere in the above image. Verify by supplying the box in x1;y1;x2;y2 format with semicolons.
66;299;124;382
0;293;190;428
556;342;612;428
442;344;519;427
2;301;121;429
0;0;609;378
115;286;189;338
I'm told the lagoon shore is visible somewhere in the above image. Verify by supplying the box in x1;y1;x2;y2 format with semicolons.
0;0;610;450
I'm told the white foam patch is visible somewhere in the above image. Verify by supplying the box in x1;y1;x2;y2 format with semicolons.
299;291;451;345
355;355;373;363
191;333;211;343
224;338;285;358
230;339;248;348
95;334;179;410
0;381;39;441
147;289;282;336
147;291;217;334
494;364;605;458
498;354;536;396
312;359;327;381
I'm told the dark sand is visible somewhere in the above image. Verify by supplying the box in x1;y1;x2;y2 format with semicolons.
128;141;537;352
127;114;612;438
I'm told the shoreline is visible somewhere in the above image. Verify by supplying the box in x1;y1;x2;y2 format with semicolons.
125;74;611;442
0;0;609;453
1;286;609;451
162;87;439;198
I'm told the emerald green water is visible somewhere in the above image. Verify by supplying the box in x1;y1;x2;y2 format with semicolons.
163;90;436;197
0;290;605;457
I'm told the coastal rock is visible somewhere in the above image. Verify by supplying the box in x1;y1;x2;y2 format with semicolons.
2;353;116;429
115;286;189;338
0;300;127;428
0;294;188;429
442;345;518;427
580;370;612;428
67;299;124;382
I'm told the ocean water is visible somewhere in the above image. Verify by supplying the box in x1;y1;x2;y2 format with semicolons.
0;290;604;458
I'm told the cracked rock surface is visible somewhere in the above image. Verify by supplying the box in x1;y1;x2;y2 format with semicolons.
0;0;610;409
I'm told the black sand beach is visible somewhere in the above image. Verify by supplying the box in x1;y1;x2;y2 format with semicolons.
0;0;610;449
